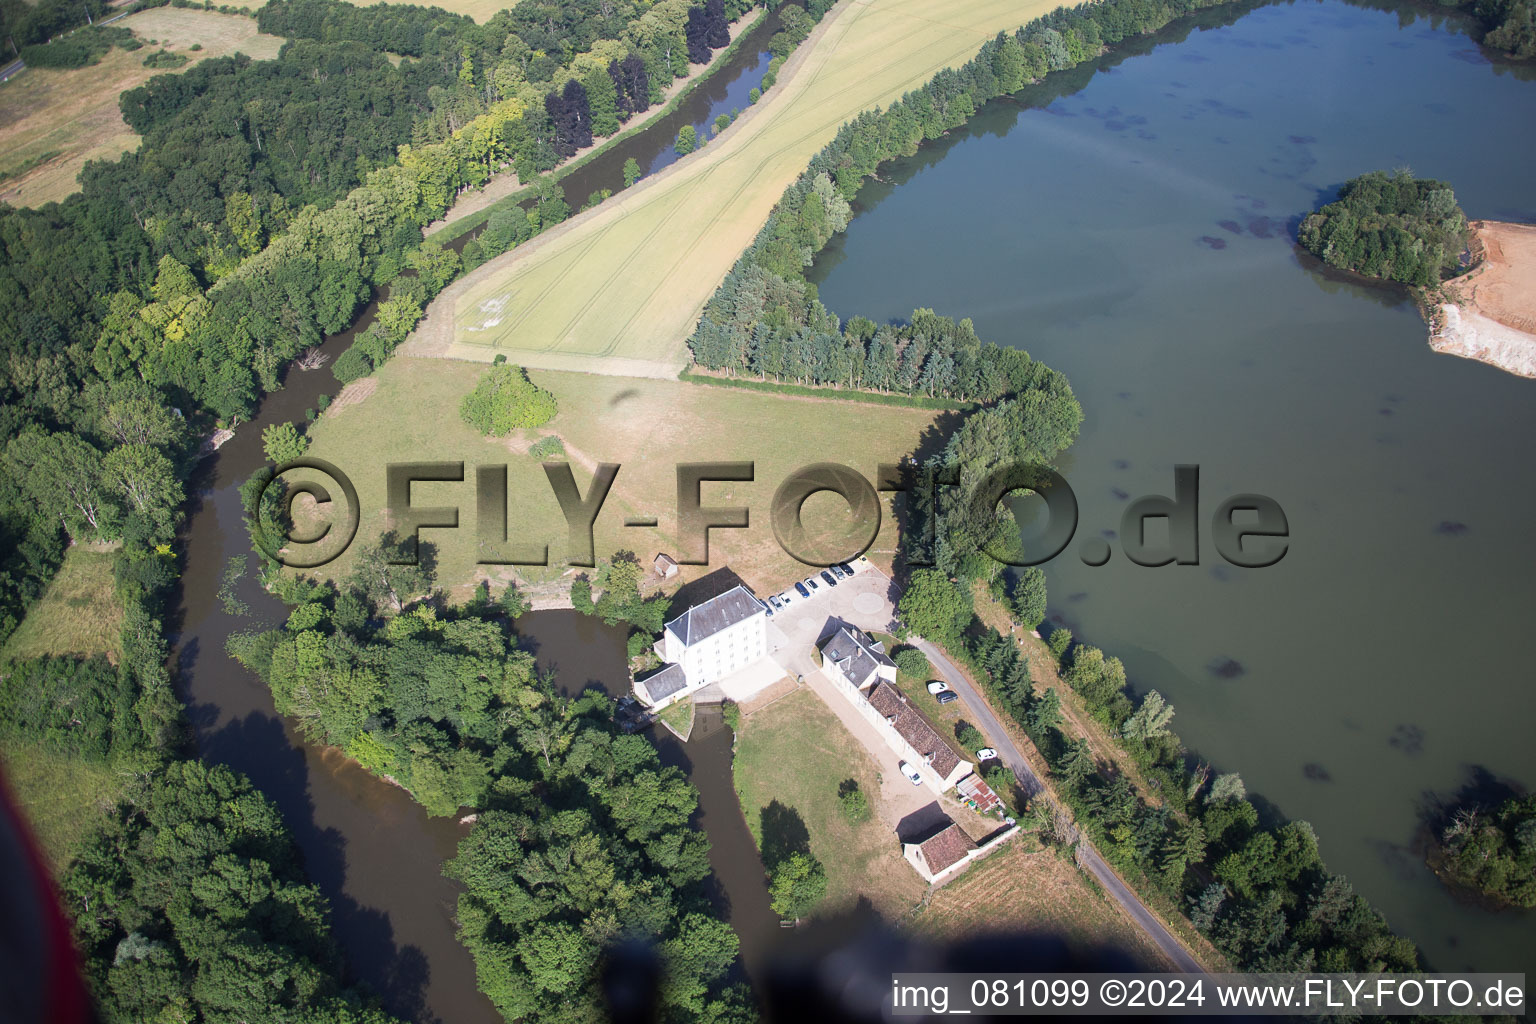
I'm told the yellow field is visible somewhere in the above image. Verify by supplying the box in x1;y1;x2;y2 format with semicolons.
1;545;122;663
369;0;515;23
439;0;1057;375
297;357;940;596
0;9;284;207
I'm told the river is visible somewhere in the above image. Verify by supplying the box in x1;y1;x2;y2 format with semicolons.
809;0;1536;980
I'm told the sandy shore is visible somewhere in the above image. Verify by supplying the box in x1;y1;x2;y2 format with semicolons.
1431;220;1536;379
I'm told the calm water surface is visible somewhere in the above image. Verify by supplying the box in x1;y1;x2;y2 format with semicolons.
810;0;1536;978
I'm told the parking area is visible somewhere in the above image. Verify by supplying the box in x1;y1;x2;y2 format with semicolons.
763;556;899;657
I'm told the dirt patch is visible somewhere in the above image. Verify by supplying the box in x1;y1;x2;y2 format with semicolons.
325;376;379;416
1433;221;1536;378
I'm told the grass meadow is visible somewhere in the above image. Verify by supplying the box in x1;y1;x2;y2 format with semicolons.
1;545;130;871
439;0;1059;375
731;686;928;915
295;357;946;598
1;545;122;663
0;9;284;207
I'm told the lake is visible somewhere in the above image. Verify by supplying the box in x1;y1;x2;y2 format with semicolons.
810;0;1536;978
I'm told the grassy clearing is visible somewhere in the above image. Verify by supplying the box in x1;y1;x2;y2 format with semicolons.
656;696;694;739
914;840;1174;968
0;9;283;207
732;686;926;916
1;545;122;663
441;0;1060;375
0;741;128;872
297;358;939;598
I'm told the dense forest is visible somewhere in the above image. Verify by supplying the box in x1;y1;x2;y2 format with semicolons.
1435;795;1536;908
1297;170;1472;287
227;550;750;1022
685;0;1426;976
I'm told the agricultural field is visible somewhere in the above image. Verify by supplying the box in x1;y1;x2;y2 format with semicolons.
0;8;284;207
1;545;122;663
295;357;946;597
436;0;1059;375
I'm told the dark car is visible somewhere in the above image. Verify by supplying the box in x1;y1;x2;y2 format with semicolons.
794;581;810;598
820;570;837;587
837;562;855;576
936;690;959;705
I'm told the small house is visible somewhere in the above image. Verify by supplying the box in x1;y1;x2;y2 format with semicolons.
653;553;680;579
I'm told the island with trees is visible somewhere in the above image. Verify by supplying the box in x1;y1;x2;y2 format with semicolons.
1298;170;1536;377
1433;795;1536;909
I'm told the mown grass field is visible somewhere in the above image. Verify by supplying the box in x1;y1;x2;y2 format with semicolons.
914;839;1175;968
1;545;122;663
296;357;942;597
0;9;284;207
440;0;1059;375
732;686;927;916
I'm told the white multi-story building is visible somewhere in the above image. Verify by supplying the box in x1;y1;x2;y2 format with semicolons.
637;585;768;708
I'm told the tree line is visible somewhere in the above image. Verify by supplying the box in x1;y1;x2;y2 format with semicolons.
227;534;749;1022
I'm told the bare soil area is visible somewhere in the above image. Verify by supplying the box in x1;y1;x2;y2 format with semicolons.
1433;220;1536;378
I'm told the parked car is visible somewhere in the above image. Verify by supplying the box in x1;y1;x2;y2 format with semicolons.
926;681;950;695
898;761;924;786
819;570;837;587
768;594;783;610
936;691;959;705
830;563;847;579
794;582;810;598
804;576;819;592
975;747;998;761
837;562;855;577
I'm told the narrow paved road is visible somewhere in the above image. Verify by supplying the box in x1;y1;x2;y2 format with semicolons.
911;637;1205;974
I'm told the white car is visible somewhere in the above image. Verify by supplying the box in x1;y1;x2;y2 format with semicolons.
975;747;998;761
926;681;950;696
898;761;924;786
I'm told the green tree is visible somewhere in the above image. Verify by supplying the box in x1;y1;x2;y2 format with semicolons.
261;421;309;463
348;532;435;612
622;156;642;187
460;364;558;436
675;124;698;155
768;851;827;920
897;569;971;644
893;645;930;678
102;443;180;541
1009;566;1047;628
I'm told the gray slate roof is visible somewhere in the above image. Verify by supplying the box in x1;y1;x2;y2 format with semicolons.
822;627;895;687
664;584;764;647
637;662;688;703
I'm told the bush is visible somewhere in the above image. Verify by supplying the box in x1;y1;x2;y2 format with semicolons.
330;344;374;384
529;435;566;459
675;124;698;156
459;364;558;436
893;645;930;679
142;48;190;68
837;779;870;824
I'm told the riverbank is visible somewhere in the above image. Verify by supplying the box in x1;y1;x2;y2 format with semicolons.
1431;220;1536;378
